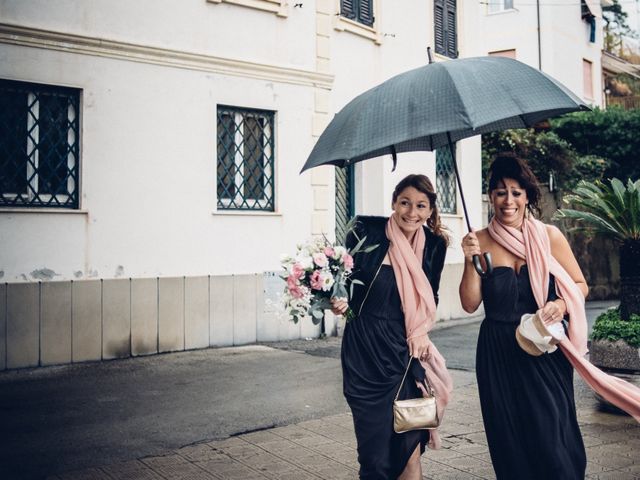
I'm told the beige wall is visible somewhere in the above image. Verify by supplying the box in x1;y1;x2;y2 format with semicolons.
0;274;321;371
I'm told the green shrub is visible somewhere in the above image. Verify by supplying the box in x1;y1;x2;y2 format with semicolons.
591;308;640;347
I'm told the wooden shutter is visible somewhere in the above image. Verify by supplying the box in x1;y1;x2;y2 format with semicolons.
446;0;457;58
358;0;374;27
341;0;356;20
434;0;445;56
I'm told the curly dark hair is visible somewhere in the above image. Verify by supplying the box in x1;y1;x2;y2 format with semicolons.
392;174;450;245
488;153;542;217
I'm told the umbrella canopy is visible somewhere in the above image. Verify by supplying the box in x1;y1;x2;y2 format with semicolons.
301;56;590;172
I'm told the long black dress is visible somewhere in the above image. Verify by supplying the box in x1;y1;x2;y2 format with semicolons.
476;265;586;479
342;265;428;480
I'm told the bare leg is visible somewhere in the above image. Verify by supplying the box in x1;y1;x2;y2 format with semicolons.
398;445;422;480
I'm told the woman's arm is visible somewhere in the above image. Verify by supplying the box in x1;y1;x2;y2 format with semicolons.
459;229;485;313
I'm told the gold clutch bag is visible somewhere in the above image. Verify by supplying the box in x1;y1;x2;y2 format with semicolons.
393;357;439;434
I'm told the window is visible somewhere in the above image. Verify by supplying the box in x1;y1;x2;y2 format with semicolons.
583;59;593;100
207;0;288;17
0;79;80;209
435;146;457;214
489;49;516;59
341;0;374;27
487;0;514;13
434;0;457;59
217;106;275;211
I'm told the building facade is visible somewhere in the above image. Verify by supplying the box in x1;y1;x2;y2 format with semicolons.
479;0;605;106
0;0;484;370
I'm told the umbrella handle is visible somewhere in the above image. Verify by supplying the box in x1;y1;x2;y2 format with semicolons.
472;253;493;278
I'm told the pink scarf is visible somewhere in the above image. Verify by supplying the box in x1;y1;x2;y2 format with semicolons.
386;215;454;449
488;217;640;422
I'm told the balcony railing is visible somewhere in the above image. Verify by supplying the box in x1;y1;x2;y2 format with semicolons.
606;96;640;110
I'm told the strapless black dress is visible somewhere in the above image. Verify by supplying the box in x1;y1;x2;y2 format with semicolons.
477;265;586;479
342;265;428;479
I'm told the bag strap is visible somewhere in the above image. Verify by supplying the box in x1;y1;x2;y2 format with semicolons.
394;356;436;401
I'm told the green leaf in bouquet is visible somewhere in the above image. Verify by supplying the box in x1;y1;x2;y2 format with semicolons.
362;244;380;253
332;281;348;300
351;235;367;255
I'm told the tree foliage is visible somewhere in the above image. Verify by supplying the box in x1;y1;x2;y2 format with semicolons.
554;178;640;242
481;129;610;192
602;0;636;55
550;107;640;182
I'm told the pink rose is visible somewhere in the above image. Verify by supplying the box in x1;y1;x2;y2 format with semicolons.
290;285;304;299
287;276;304;299
313;252;328;268
342;254;354;270
310;270;324;290
324;247;335;258
291;262;305;279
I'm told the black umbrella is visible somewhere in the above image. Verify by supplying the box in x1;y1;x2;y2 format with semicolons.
301;55;590;276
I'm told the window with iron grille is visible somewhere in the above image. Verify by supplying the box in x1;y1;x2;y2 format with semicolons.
0;79;80;209
434;0;457;59
341;0;374;27
436;146;457;214
335;165;354;244
217;106;275;211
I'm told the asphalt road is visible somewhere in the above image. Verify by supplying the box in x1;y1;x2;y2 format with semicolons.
0;346;347;479
0;301;617;479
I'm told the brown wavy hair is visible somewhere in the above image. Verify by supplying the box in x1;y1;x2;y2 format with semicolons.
392;174;450;245
488;153;541;217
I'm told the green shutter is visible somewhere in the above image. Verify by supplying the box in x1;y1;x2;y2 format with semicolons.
434;0;445;56
341;0;356;20
446;0;457;58
359;0;374;27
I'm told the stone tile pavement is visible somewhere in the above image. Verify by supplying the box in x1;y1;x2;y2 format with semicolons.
47;370;639;480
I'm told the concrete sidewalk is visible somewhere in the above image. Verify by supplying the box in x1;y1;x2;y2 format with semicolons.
47;368;639;480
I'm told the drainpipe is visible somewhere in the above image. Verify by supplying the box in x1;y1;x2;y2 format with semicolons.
536;0;542;70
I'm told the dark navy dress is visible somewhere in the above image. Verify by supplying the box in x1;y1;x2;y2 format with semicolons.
342;265;428;480
476;265;586;479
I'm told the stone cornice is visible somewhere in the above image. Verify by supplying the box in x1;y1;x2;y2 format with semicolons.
0;22;334;89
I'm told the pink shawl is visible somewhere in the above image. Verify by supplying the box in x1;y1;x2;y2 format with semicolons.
386;215;454;449
488;217;640;422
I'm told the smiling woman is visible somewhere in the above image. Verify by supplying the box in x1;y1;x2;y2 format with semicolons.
459;154;590;479
333;174;453;480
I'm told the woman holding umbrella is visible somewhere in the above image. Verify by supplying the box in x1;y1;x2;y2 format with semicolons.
459;154;587;479
331;174;453;480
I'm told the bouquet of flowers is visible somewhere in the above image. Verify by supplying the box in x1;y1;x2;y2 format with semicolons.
280;219;377;324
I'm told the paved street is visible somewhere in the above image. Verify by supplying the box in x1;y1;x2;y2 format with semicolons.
2;301;638;479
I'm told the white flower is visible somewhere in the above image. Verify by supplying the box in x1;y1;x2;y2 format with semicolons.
333;246;346;260
296;254;314;270
320;271;335;291
280;253;294;264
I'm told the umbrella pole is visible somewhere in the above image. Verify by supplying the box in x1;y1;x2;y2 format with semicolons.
446;135;493;277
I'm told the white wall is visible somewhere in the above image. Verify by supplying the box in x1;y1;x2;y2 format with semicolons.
0;0;317;72
0;33;317;282
0;0;320;274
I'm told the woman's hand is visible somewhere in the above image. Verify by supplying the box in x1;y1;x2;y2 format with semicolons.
461;230;481;263
538;299;566;325
330;297;349;316
408;334;431;361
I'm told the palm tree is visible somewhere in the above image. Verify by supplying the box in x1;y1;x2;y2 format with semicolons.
554;178;640;321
